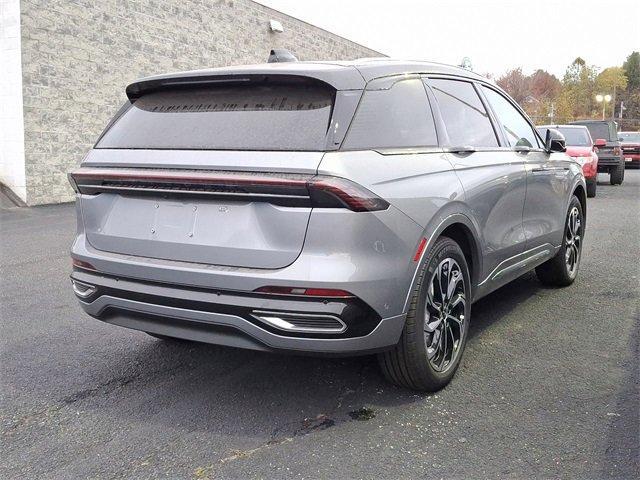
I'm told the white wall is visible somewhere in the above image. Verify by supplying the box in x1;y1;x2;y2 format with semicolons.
0;0;26;202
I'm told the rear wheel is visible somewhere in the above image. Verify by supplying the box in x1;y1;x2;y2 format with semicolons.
378;236;471;392
610;161;624;185
586;178;597;198
535;196;583;287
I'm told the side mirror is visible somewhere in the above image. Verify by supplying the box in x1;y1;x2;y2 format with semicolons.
545;128;566;153
595;138;607;147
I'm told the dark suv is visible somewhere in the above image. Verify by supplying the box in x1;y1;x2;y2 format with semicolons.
569;119;624;185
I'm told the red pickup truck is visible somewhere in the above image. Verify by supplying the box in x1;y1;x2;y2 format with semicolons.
619;131;640;168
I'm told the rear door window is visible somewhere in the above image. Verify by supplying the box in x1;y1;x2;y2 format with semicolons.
342;78;437;150
96;83;335;151
481;86;539;148
427;79;498;147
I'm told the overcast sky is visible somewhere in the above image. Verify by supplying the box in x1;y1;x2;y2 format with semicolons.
257;0;640;78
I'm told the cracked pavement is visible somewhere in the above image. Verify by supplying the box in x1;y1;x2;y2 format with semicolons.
1;171;638;479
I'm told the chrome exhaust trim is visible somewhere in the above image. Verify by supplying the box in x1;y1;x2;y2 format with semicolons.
70;279;97;298
251;310;347;334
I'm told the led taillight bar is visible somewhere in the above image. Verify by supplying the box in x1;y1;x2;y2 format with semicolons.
68;167;389;212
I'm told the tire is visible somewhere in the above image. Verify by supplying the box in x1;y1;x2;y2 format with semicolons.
535;196;583;287
610;161;624;185
378;236;471;392
586;178;596;198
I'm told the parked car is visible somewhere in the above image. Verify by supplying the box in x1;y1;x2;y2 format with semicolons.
568;119;624;185
69;58;586;391
618;131;640;168
537;125;598;197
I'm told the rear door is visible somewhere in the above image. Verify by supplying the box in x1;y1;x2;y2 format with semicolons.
78;81;338;269
425;78;527;281
480;85;571;249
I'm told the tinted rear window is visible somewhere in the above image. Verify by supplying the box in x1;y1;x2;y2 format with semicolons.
620;132;640;142
96;84;334;151
575;122;614;141
557;128;591;146
342;78;437;150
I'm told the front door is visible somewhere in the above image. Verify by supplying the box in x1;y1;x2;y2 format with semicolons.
479;85;569;250
425;78;527;283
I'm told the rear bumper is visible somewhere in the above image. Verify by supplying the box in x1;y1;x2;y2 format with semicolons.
597;155;622;168
71;269;405;355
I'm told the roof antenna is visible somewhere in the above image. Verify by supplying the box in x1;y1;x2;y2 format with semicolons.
268;49;298;63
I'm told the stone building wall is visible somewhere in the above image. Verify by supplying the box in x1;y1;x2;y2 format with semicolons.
17;0;380;205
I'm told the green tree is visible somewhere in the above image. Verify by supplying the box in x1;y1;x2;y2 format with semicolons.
562;57;598;119
596;67;628;118
596;67;628;93
622;51;640;91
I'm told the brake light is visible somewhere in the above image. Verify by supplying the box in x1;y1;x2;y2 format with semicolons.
254;286;354;298
307;176;389;212
68;168;389;212
72;258;96;271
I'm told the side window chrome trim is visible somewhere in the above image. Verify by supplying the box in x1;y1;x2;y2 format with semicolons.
479;84;545;149
365;74;424;91
374;147;446;155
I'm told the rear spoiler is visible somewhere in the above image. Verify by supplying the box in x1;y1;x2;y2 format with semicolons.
125;65;366;100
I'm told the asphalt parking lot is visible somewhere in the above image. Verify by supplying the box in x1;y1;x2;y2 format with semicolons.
1;171;638;479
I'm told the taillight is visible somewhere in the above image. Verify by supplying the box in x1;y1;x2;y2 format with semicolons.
254;286;354;298
72;258;96;271
307;176;389;212
68;168;389;212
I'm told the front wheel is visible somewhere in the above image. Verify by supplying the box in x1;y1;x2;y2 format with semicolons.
535;195;584;287
378;236;471;392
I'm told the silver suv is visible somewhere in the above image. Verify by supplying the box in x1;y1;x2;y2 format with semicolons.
69;58;586;391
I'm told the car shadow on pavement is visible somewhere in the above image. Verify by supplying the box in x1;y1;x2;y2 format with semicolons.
467;271;543;340
59;271;549;449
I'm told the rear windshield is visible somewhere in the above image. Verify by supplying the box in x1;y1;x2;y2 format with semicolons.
96;84;335;151
574;122;614;141
620;132;640;142
557;128;591;146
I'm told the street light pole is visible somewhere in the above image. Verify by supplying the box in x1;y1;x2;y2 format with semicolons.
595;94;612;120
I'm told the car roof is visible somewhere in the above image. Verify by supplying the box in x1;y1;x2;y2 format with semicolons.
126;58;493;98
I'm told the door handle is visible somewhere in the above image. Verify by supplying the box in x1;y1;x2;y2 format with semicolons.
531;165;570;172
447;146;476;155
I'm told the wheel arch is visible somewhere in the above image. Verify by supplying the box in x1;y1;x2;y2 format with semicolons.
572;183;587;223
402;213;483;313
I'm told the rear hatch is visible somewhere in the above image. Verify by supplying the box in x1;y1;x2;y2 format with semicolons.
74;79;338;269
578;122;619;157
